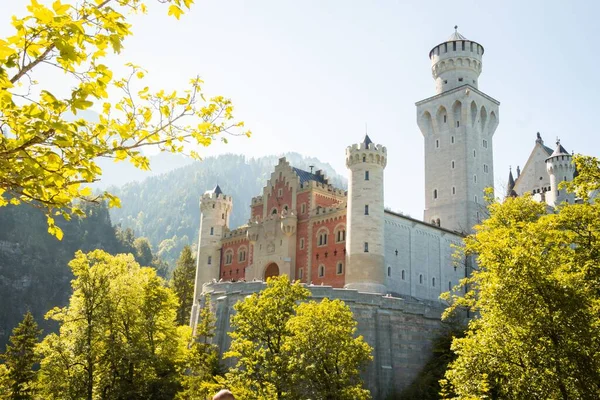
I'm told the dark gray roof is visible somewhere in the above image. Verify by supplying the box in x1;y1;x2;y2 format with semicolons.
293;167;327;185
212;184;223;195
363;134;373;147
506;169;517;198
550;141;569;157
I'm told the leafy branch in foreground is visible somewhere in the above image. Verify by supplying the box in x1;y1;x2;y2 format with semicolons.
0;0;250;238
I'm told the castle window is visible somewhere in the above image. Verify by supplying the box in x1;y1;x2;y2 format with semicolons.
365;205;369;215
474;175;477;183
318;265;325;278
451;136;455;144
225;251;233;265
451;160;455;169
443;115;447;123
484;164;489;173
301;203;306;214
362;156;366;162
483;139;488;148
238;248;246;262
462;40;465;50
336;228;346;243
222;213;225;219
436;218;441;226
299;268;303;280
475;195;478;204
419;274;423;284
387;266;391;277
458;77;463;82
444;43;447;53
278;188;283;197
432;277;436;287
210;227;214;235
318;230;328;247
453;41;456;51
337;262;344;275
207;256;212;265
300;238;305;249
476;211;480;220
212;204;215;209
456;121;460;127
473;150;476;157
452;187;456;195
444;79;448;84
433;189;438;199
449;281;452;291
271;208;278;215
436;139;440;148
470;42;474;52
365;170;369;180
364;242;369;253
401;270;405;280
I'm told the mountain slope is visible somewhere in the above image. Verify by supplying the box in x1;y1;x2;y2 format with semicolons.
108;152;347;266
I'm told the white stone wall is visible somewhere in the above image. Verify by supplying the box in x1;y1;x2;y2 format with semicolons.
513;143;552;196
417;86;499;233
429;40;484;94
383;212;464;302
345;141;387;293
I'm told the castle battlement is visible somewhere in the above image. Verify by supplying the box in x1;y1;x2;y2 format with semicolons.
304;180;345;196
251;196;263;205
311;203;346;218
223;226;249;240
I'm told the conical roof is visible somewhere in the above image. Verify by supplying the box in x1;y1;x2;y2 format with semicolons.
550;140;569;158
448;26;467;41
506;169;517;198
363;134;373;147
212;184;223;195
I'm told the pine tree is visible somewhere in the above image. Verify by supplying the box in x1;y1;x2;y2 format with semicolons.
172;245;197;325
2;312;42;399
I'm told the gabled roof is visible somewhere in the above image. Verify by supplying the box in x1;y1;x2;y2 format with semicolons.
292;167;327;185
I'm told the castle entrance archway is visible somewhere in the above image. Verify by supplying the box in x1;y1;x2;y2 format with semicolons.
264;262;279;280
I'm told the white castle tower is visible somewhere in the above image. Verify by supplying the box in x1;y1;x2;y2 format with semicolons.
545;140;575;207
416;27;500;233
345;135;387;294
190;185;232;327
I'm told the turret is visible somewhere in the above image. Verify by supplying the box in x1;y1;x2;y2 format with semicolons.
545;139;575;207
417;28;499;233
429;26;484;94
506;168;517;198
190;185;233;327
344;134;387;294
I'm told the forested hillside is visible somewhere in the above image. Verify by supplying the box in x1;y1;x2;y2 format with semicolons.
0;203;163;349
109;153;347;267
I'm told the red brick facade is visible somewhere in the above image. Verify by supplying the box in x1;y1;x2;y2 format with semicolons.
310;215;346;287
220;239;249;281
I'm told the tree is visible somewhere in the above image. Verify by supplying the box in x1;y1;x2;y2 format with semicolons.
225;276;309;399
441;161;600;399
0;0;249;238
172;245;196;325
37;250;185;399
285;298;372;400
0;311;42;399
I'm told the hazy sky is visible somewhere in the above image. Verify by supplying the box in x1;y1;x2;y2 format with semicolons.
2;0;599;219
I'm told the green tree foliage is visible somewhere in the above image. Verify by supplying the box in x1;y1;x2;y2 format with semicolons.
37;250;185;399
177;296;221;400
172;245;197;325
0;202;164;350
0;0;249;238
110;152;347;266
223;276;372;400
441;157;600;399
0;311;42;399
285;298;372;400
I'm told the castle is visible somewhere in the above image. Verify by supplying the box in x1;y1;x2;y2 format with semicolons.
189;28;578;397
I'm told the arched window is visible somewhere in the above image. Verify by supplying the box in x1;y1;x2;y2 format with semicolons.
238;247;247;262
337;262;343;275
432;277;436;287
401;270;405;280
387;266;391;277
334;224;346;243
436;139;440;148
224;250;233;265
210;227;214;235
301;203;306;214
317;229;328;247
318;265;325;277
364;205;369;215
271;208;278;215
362;156;366;162
452;187;456;195
364;242;369;253
419;274;423;284
365;171;369;181
433;189;438;199
451;160;455;169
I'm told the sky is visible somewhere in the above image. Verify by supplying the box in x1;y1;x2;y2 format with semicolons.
2;0;599;219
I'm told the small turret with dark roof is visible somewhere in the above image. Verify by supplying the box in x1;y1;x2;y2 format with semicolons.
506;168;517;198
363;134;373;147
548;139;569;159
212;184;223;196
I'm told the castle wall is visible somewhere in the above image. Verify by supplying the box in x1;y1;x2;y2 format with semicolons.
514;143;552;196
310;214;346;287
201;282;447;400
383;211;464;302
220;239;249;281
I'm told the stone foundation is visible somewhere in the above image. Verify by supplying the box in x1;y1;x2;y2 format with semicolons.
200;281;448;399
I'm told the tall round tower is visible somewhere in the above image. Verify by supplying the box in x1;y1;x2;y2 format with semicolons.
430;26;484;94
345;135;387;294
190;185;232;327
545;140;575;206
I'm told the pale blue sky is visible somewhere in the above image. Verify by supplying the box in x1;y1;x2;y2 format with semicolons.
2;0;599;219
